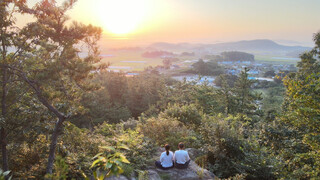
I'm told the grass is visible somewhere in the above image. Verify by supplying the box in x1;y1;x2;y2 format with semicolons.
255;55;300;64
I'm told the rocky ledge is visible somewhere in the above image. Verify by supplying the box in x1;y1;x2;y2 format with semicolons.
106;148;216;180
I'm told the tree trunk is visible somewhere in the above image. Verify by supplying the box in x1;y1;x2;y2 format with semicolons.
46;117;65;174
1;58;9;172
19;74;67;175
0;128;8;172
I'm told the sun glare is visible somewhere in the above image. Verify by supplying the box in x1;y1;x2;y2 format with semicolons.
97;0;148;35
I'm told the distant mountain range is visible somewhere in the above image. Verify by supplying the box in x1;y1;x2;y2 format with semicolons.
148;39;312;57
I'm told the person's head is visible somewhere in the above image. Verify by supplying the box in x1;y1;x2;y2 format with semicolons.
164;144;170;155
178;142;184;150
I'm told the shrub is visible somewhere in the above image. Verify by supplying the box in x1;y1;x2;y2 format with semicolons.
200;115;245;178
139;117;201;150
117;128;156;170
200;114;276;179
159;103;203;127
95;122;157;172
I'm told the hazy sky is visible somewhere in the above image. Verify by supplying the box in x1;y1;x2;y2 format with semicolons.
23;0;320;47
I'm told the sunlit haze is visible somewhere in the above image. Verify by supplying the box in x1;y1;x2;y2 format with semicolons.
25;0;320;47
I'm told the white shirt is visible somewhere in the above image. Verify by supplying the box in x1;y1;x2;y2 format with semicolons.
160;151;174;168
174;150;190;164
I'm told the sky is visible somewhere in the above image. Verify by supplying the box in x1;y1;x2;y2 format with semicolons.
22;0;320;47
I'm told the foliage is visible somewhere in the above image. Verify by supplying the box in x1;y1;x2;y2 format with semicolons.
216;68;261;116
263;70;276;77
191;59;224;76
260;86;285;121
214;74;238;88
205;51;254;62
9;134;50;178
117;128;156;171
137;170;149;180
220;51;255;62
269;31;320;179
2;1;320;179
279;48;320;179
0;168;11;180
89;146;130;179
139;117;201;150
44;155;69;180
162;58;172;69
233;68;262;115
94;122;156;173
200;114;246;177
252;80;279;89
200;114;276;179
0;0;105;174
159;103;203;127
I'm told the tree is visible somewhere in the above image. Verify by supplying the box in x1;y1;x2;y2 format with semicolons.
0;0;29;173
4;0;103;174
216;68;261;116
216;75;237;114
192;59;224;76
280;31;320;178
162;58;172;69
263;70;276;77
233;68;261;115
214;74;238;88
220;51;255;62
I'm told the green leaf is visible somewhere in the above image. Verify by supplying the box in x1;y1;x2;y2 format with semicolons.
91;159;101;168
105;162;113;169
101;146;116;152
3;171;10;176
93;153;103;159
117;144;130;150
119;155;130;164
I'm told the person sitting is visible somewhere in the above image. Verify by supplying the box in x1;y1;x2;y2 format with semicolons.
155;144;174;170
174;142;190;169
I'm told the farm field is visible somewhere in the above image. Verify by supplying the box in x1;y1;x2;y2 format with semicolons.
100;49;301;72
255;55;300;64
101;50;163;71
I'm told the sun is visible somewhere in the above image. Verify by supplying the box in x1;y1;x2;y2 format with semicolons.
98;0;148;35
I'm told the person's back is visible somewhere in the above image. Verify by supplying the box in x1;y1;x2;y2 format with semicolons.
174;149;189;164
155;144;174;169
174;142;190;169
160;151;174;168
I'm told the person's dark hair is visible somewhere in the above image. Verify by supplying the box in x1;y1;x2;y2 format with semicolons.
165;144;170;155
178;142;184;149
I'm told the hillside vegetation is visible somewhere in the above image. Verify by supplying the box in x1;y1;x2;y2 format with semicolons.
0;1;320;179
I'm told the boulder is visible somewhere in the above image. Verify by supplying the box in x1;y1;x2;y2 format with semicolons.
105;175;129;180
147;161;215;180
106;147;216;180
147;170;162;180
147;148;216;180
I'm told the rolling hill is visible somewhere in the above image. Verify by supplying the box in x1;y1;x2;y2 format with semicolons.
148;39;311;57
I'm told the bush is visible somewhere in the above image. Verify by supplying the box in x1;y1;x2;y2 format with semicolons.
200;114;276;179
9;134;49;178
159;103;203;127
139;117;201;150
117;128;157;170
95;122;157;172
200;115;245;178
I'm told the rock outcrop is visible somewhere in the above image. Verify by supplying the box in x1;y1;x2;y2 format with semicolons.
106;148;216;180
148;161;215;180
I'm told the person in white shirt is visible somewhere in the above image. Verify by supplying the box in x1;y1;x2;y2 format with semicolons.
173;142;190;169
155;144;174;169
